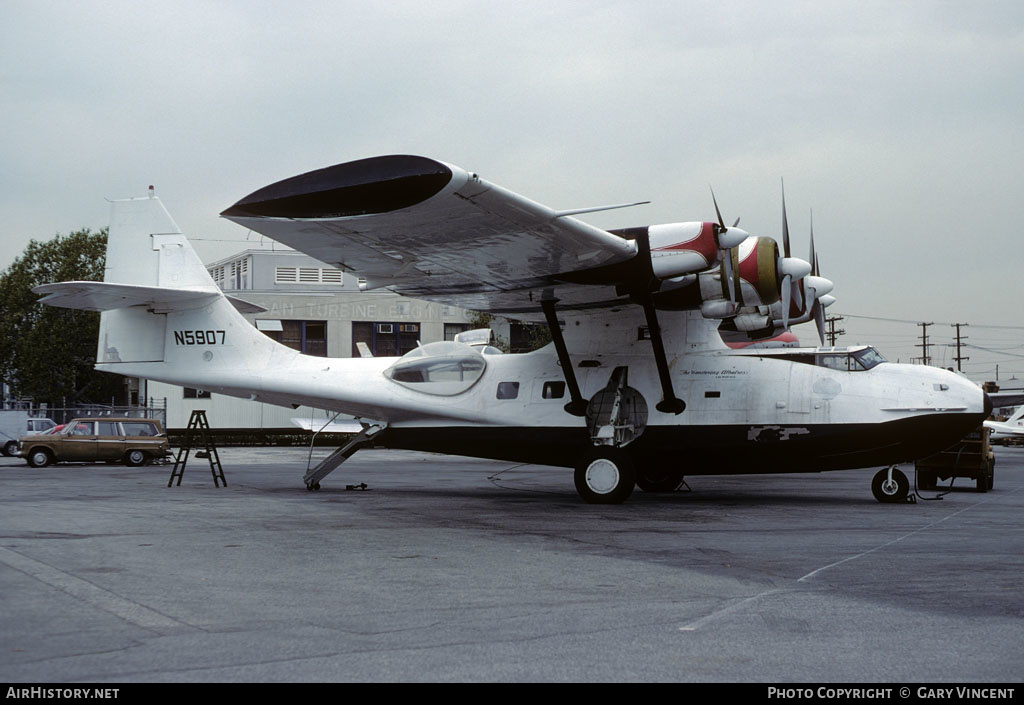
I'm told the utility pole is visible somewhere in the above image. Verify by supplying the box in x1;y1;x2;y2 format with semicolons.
825;315;845;346
915;322;934;365
951;323;969;372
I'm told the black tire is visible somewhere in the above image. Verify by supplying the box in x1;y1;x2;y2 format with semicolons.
975;472;988;493
635;466;684;493
27;448;52;468
3;440;18;457
125;449;147;467
574;447;635;504
872;467;909;503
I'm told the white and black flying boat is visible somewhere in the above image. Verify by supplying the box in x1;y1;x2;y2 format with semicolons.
35;155;991;503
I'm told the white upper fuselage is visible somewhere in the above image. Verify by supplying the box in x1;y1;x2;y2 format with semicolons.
100;300;983;436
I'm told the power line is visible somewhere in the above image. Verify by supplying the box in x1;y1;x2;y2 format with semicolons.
839;313;1024;331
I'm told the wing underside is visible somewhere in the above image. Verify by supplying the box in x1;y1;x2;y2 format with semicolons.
221;155;642;317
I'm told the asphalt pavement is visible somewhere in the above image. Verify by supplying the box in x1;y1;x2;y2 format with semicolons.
1;445;1022;683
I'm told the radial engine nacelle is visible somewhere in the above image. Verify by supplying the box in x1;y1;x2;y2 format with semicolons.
647;221;748;280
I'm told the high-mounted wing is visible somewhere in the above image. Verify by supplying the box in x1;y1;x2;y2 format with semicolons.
221;155;641;315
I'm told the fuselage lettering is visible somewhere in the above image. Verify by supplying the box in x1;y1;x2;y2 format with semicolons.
173;329;225;346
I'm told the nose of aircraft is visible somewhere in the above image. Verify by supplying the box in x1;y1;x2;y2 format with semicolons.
984;391;993;417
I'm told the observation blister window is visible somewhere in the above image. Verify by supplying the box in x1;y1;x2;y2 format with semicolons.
384;341;486;396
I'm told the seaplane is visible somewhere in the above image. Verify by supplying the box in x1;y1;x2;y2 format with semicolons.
34;155;991;504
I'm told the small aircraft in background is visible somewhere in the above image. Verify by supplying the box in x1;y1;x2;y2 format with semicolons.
34;155;990;503
985;406;1024;443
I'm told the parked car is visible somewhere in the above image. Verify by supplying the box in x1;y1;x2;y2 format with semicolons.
1;411;56;456
17;418;169;468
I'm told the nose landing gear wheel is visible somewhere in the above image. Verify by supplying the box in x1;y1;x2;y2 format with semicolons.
574;447;635;504
872;467;910;503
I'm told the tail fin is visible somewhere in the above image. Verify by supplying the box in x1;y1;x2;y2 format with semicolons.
36;194;281;384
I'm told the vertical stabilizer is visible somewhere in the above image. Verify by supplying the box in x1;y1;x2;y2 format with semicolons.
105;195;185;287
97;194;229;364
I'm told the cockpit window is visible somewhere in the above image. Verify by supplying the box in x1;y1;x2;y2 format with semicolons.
851;347;886;370
815;347;887;372
817;354;849;371
384;341;486;395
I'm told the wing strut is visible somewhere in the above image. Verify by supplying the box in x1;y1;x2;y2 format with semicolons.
640;296;686;415
541;298;588;417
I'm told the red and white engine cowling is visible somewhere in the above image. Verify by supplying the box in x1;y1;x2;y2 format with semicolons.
647;221;747;280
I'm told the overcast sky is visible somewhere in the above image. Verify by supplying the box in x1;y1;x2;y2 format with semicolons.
2;1;1022;383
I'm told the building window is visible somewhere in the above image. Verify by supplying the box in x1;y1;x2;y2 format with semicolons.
209;265;226;288
260;320;328;357
444;323;474;341
275;266;344;285
275;267;297;283
229;258;249;290
352;321;420;357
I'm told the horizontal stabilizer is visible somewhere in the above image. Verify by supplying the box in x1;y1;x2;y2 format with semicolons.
35;281;222;313
34;281;268;314
223;295;268;314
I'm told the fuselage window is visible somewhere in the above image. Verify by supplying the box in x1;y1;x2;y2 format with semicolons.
542;381;565;399
497;382;520;400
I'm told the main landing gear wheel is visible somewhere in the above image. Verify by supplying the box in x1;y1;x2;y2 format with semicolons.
635;467;685;493
574;447;635;504
872;467;910;503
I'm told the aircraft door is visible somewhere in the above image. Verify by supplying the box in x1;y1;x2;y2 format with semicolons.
586;367;649;447
788;364;812;415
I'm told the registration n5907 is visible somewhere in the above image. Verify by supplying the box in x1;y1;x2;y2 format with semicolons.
173;330;225;345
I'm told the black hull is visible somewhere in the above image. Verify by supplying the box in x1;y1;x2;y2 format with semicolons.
379;413;984;475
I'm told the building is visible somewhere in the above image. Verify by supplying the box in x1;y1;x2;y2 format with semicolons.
145;249;476;429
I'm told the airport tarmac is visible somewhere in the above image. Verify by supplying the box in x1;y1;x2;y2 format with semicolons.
1;445;1022;683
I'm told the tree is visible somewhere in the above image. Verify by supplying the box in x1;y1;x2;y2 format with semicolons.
0;229;123;405
466;311;552;353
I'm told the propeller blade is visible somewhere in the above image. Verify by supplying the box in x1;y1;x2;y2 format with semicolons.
780;182;806;313
723;253;736;304
781;180;791;259
781;274;792;329
708;188;748;303
813;300;826;345
710;186;726;230
809;209;817;276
